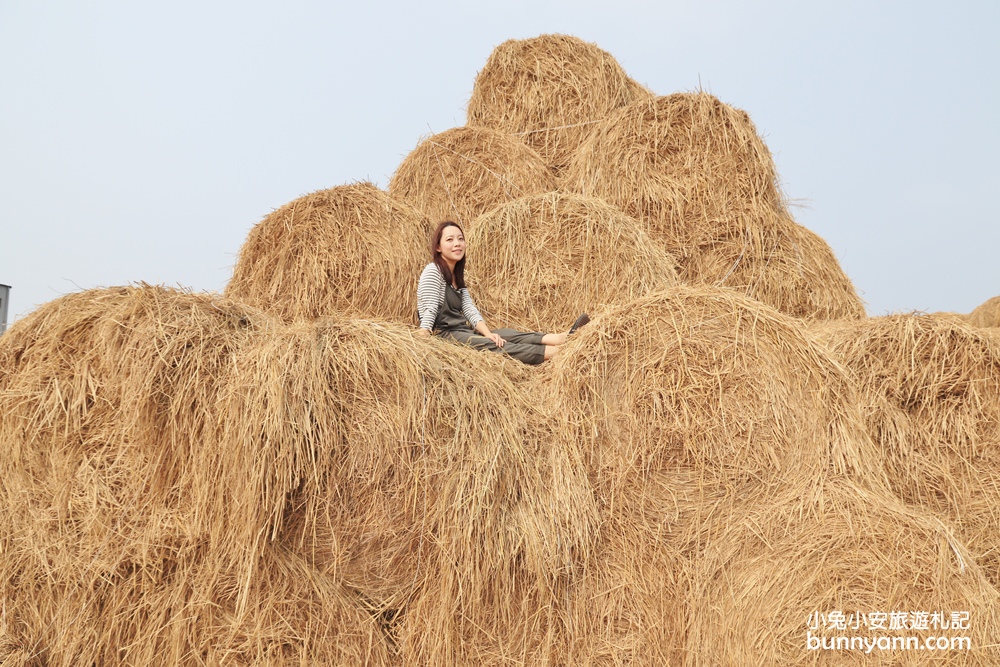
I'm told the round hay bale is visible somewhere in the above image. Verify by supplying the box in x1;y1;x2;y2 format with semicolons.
217;318;597;665
0;287;392;664
564;91;782;246
467;34;651;175
388;126;556;228
225;182;430;324
464;192;679;332
544;285;882;493
534;286;887;663
0;285;268;580
564;92;863;320
816;313;1000;587
688;212;866;320
686;480;1000;665
969;295;1000;328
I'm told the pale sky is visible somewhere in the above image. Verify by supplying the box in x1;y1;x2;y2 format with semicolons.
2;0;998;325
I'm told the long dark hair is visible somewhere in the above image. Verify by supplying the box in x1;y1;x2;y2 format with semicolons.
430;220;467;289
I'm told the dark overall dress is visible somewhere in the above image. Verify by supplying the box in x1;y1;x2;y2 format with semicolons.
435;284;546;365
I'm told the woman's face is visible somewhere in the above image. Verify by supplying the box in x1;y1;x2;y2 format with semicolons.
436;225;466;267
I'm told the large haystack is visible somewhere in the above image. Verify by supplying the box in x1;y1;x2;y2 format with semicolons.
218;318;597;665
969;295;1000;328
564;92;863;320
388;126;556;228
464;192;679;332
225;182;429;324
815;313;1000;586
686;480;1000;665
533;286;886;663
0;286;396;664
467;34;651;175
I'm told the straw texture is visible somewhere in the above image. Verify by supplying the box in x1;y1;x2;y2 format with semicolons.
531;285;888;663
686;480;1000;665
816;314;1000;588
226;182;429;324
564;92;864;320
0;286;397;664
969;295;1000;328
467;34;651;175
217;318;597;665
388;126;555;228
465;192;679;332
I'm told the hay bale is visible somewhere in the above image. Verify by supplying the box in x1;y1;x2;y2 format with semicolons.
564;92;863;320
0;285;266;579
0;286;402;664
535;286;886;663
816;313;1000;586
464;192;679;332
467;34;651;175
562;481;1000;665
969;295;1000;328
217;318;598;665
686;480;1000;665
388;126;556;228
226;182;430;324
564;91;782;244
689;212;867;320
544;285;881;490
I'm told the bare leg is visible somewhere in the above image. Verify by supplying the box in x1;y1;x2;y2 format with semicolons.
541;332;568;346
543;344;560;361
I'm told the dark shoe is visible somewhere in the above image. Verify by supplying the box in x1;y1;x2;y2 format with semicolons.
569;313;590;335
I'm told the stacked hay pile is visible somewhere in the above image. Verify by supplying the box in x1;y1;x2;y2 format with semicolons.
6;32;994;667
467;34;651;176
0;286;598;665
535;286;869;662
219;318;597;665
465;191;679;332
0;286;394;664
226;182;430;324
563;92;866;321
388;126;556;227
815;314;1000;588
537;288;1000;664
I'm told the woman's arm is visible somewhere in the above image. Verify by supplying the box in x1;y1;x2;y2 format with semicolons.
461;287;503;345
474;320;505;347
416;264;445;331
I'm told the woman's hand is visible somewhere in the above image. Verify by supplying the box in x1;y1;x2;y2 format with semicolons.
486;332;506;347
474;322;504;347
415;328;431;338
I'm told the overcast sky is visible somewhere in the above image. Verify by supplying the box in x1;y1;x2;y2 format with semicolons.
2;0;998;326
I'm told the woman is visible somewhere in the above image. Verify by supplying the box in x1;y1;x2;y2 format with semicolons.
415;221;588;364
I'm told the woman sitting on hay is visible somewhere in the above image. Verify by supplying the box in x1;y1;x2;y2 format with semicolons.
415;220;588;364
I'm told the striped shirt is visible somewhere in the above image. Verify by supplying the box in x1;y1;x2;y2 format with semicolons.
417;262;484;331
